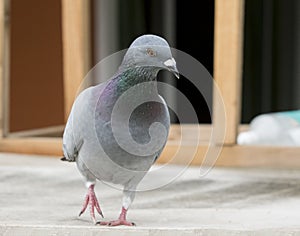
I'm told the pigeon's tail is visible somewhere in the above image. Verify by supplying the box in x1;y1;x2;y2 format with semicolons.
61;140;83;162
60;156;75;162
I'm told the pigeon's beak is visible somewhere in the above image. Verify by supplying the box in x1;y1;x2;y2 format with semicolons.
163;58;180;79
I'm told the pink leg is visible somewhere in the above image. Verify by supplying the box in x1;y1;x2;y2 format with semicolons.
79;185;104;224
98;207;135;226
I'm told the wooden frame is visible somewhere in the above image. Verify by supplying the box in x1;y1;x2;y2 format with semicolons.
61;0;91;121
0;0;4;137
3;0;67;137
2;0;9;137
1;0;300;168
213;0;244;145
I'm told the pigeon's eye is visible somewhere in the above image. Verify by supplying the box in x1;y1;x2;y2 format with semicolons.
146;48;156;57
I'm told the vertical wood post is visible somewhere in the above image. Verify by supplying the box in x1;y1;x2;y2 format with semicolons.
61;0;91;121
213;0;245;145
1;0;10;137
0;0;4;136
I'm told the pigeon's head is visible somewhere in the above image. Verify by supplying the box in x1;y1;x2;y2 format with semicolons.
121;34;179;78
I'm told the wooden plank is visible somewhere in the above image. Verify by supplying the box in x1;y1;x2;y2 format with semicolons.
216;145;300;168
0;0;4;136
1;137;300;169
61;0;91;121
2;0;10;137
159;144;300;169
7;125;64;138
1;124;300;169
213;0;245;144
0;137;62;156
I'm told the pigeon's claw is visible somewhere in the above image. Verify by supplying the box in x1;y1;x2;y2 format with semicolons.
97;207;135;227
79;185;104;224
98;219;135;226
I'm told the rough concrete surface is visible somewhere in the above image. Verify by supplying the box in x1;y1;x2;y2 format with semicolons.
1;153;300;235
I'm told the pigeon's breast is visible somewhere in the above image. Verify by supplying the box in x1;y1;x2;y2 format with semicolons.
129;101;169;144
94;95;170;172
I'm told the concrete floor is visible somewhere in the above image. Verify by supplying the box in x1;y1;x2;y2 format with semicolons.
1;153;300;235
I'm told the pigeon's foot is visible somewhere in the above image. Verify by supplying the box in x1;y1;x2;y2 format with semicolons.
79;184;104;224
98;219;135;226
97;207;135;227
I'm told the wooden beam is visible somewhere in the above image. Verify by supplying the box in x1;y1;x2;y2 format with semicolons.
1;136;300;169
0;137;62;156
213;0;245;145
6;125;64;138
1;124;300;169
0;0;4;136
159;144;300;169
2;0;9;137
61;0;91;121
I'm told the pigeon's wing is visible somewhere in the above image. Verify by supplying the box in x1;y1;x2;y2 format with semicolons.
62;99;84;162
153;94;170;163
62;82;109;162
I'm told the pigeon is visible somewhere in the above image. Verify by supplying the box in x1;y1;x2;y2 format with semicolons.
62;34;179;226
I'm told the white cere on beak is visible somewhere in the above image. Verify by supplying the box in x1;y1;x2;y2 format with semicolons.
164;58;176;68
164;57;179;79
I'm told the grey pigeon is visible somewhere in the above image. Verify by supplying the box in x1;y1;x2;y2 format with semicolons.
62;34;179;226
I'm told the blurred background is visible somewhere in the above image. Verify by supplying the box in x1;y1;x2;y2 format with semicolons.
5;0;300;135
